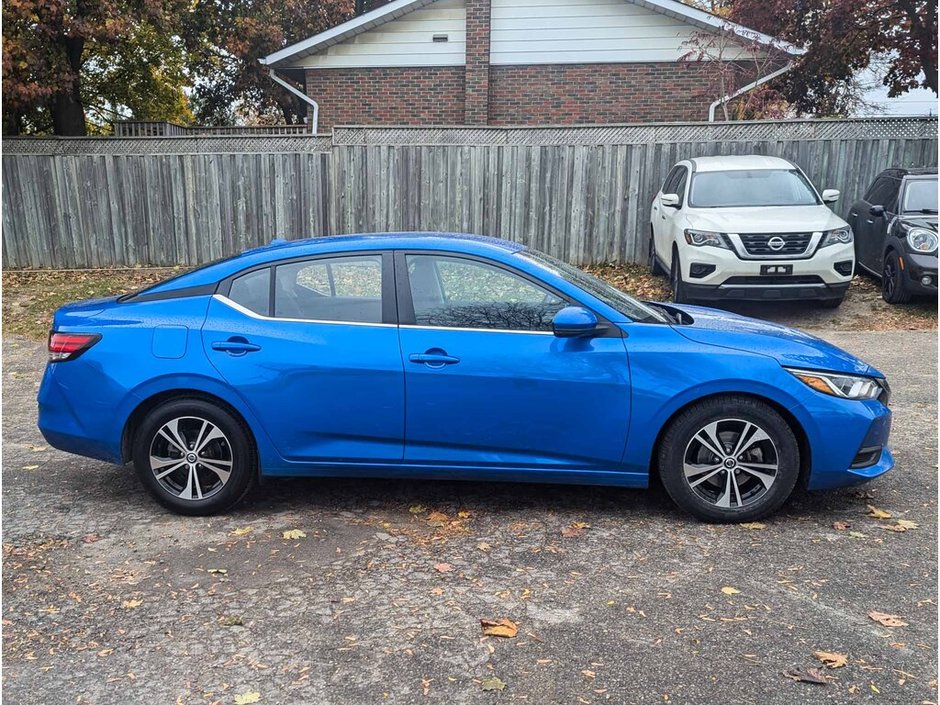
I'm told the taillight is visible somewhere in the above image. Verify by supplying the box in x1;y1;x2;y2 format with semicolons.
48;332;101;362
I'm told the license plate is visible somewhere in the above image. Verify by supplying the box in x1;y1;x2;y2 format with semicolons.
760;264;792;275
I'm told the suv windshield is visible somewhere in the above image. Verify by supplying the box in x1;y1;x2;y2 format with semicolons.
901;177;938;214
518;250;669;324
689;169;820;208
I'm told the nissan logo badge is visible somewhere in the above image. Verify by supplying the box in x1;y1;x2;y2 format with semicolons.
768;236;786;251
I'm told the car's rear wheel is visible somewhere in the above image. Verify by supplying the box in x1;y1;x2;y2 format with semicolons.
649;229;665;276
882;250;912;304
132;398;256;515
670;248;689;304
657;396;800;523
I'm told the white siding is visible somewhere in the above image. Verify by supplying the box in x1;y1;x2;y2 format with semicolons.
298;0;465;68
490;0;758;65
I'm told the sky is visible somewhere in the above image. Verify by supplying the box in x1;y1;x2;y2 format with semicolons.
854;66;937;117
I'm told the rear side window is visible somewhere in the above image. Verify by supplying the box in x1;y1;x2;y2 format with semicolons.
274;255;383;323
229;268;270;315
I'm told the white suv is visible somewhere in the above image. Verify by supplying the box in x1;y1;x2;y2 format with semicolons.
649;155;854;308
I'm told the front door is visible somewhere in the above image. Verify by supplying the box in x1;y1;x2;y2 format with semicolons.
202;252;404;462
396;252;632;469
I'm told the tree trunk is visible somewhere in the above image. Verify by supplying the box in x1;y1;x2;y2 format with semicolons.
51;35;87;136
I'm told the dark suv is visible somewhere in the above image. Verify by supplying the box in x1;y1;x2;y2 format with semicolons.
848;167;938;303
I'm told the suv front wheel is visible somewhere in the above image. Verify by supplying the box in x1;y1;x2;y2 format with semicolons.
670;248;690;304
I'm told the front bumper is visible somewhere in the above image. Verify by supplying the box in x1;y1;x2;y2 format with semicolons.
900;251;939;295
685;280;849;302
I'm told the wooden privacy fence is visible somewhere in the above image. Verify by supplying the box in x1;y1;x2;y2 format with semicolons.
3;117;937;268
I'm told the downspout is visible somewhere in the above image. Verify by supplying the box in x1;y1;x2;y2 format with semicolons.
267;68;320;134
708;62;794;122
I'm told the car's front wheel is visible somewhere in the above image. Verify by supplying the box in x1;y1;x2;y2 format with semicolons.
132;398;256;515
648;228;665;276
670;248;689;304
882;250;912;304
657;395;800;523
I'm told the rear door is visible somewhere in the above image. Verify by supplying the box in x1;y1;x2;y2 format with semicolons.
396;251;632;470
202;252;404;463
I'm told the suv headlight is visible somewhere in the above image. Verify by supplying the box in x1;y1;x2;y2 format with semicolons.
684;229;728;249
907;227;938;253
786;367;884;401
819;227;853;248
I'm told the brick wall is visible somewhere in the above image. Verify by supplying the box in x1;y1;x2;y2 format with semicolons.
464;0;491;125
305;67;465;129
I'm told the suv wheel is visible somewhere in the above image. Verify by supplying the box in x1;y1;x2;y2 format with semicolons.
882;250;912;304
670;249;689;303
657;395;800;523
648;229;665;276
133;398;256;515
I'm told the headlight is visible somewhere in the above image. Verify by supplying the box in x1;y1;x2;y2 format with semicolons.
684;229;728;249
907;227;938;253
786;367;884;401
819;227;853;248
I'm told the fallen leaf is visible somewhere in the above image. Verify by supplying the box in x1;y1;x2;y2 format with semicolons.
481;618;518;638
98;648;114;657
82;534;102;544
879;524;908;533
427;511;449;523
867;505;892;519
832;521;850;530
121;599;142;609
571;521;591;529
282;530;306;540
868;611;908;628
783;667;828;684
434;563;453;573
21;465;39;471
813;651;848;669
207;568;228;575
231;527;253;536
457;511;471;519
234;692;261;705
721;586;740;595
408;505;426;514
895;519;918;530
581;670;596;678
220;615;244;626
477;542;492;552
848;531;867;539
480;677;506;692
739;522;766;530
30;446;48;452
561;526;584;538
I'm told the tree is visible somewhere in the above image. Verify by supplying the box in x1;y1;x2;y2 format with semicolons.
2;0;190;135
703;0;938;115
184;0;353;126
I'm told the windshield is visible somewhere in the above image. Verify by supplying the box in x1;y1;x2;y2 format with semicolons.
901;177;938;214
689;169;821;208
518;250;669;324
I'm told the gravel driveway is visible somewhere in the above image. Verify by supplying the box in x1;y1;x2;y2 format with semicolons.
2;332;937;705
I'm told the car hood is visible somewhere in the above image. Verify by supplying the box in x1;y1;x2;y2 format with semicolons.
665;304;878;377
686;205;846;233
896;214;938;231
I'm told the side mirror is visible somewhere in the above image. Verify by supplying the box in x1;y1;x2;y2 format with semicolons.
660;193;680;208
870;204;886;217
552;306;599;338
821;189;840;203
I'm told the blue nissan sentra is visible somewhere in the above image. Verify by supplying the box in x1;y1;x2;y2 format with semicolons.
38;233;893;522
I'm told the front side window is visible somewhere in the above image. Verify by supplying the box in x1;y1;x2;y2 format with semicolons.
274;254;383;323
901;177;938;214
689;169;820;208
661;166;683;194
406;254;565;331
865;177;900;208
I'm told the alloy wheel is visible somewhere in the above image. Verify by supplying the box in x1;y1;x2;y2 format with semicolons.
682;418;778;509
883;258;897;298
149;416;233;501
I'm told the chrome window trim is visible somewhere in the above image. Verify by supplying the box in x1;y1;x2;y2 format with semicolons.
214;294;397;328
399;323;555;336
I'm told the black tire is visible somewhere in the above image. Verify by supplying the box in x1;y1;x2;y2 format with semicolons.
670;248;689;304
648;228;665;276
657;395;800;523
819;296;844;309
132;398;256;516
882;250;912;304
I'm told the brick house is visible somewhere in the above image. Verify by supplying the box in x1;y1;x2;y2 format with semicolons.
260;0;802;130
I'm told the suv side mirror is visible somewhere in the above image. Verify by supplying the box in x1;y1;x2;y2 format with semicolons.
821;189;840;203
660;193;680;208
552;306;599;338
870;204;886;217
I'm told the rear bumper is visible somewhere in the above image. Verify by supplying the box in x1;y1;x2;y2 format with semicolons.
685;280;850;302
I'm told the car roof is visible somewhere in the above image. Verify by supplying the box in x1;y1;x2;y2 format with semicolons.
134;232;526;296
688;155;795;172
876;167;938;179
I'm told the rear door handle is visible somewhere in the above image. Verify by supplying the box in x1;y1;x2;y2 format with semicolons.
212;338;261;355
409;350;460;367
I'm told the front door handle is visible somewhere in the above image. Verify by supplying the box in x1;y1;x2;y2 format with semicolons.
212;337;261;355
409;349;460;368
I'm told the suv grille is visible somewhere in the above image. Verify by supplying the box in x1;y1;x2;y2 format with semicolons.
739;232;813;256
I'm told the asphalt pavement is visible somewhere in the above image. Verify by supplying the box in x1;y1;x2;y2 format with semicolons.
1;331;937;705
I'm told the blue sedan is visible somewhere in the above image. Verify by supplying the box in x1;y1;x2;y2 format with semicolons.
38;233;893;522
